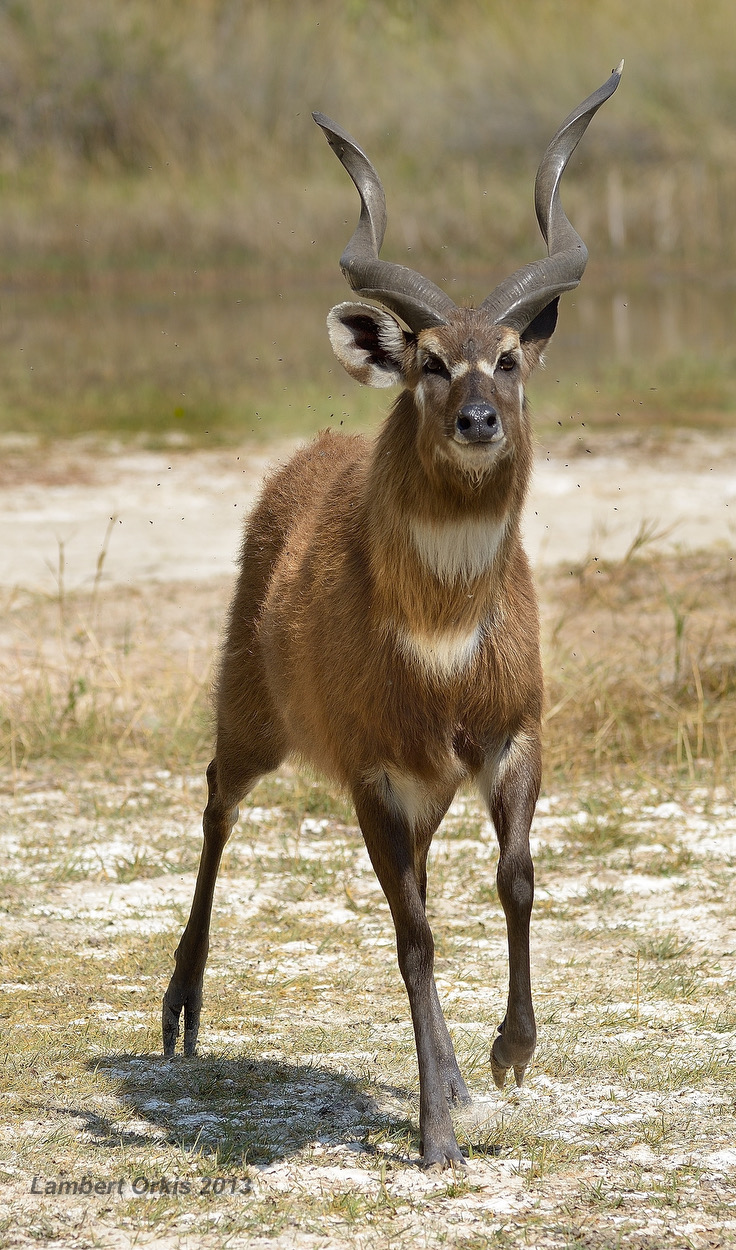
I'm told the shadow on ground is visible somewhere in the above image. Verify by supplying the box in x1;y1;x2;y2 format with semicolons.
84;1053;416;1166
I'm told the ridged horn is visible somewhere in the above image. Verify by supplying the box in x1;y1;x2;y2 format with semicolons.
313;111;456;332
481;62;624;332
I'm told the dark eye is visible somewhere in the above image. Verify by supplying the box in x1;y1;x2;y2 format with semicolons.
497;353;517;372
423;355;450;379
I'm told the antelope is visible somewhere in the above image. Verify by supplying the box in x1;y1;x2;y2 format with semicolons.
162;65;622;1169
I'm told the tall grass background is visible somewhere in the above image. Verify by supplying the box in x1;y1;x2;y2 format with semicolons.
2;0;736;276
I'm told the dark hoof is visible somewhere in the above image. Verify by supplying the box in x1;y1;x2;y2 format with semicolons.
490;1021;534;1090
162;994;181;1058
490;1049;508;1090
162;987;201;1057
421;1145;467;1171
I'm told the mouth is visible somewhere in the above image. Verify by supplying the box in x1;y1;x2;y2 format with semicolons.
451;427;505;447
443;429;508;474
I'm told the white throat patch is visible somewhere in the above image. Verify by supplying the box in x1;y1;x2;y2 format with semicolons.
409;515;508;583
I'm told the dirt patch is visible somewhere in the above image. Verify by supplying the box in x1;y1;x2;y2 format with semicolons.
0;440;290;593
2;429;736;593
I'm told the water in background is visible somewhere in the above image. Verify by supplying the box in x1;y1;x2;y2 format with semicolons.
1;269;734;440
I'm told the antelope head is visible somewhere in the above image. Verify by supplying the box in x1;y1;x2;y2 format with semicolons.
314;65;622;482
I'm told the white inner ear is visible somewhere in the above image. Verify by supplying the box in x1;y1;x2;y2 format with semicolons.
327;301;407;389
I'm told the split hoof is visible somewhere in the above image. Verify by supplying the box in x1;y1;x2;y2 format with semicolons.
421;1146;467;1172
162;988;201;1058
490;1022;534;1090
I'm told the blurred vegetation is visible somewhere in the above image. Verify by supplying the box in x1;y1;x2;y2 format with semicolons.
2;0;736;273
1;0;736;439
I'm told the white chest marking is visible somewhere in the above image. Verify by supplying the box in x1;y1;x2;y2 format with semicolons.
409;515;507;583
398;622;483;677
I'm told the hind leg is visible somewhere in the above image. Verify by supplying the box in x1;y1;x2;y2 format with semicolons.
162;718;285;1057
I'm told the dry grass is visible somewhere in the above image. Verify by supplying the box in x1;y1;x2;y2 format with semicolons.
0;574;221;776
2;0;736;273
543;544;736;789
3;540;735;792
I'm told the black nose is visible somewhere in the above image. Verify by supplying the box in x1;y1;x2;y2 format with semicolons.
455;401;499;444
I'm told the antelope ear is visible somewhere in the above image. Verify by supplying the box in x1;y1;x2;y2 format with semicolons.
327;302;413;388
519;298;559;373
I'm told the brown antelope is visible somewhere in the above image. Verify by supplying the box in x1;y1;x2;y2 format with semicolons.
163;65;622;1169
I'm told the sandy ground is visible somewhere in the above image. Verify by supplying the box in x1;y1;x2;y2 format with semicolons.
2;772;735;1249
1;428;735;593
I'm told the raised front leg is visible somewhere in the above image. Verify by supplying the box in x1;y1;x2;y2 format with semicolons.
352;777;466;1170
480;731;541;1089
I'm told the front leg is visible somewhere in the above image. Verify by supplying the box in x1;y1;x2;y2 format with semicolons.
480;731;541;1089
162;759;239;1057
352;776;466;1169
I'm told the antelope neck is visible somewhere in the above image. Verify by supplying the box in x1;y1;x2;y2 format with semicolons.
364;488;511;640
